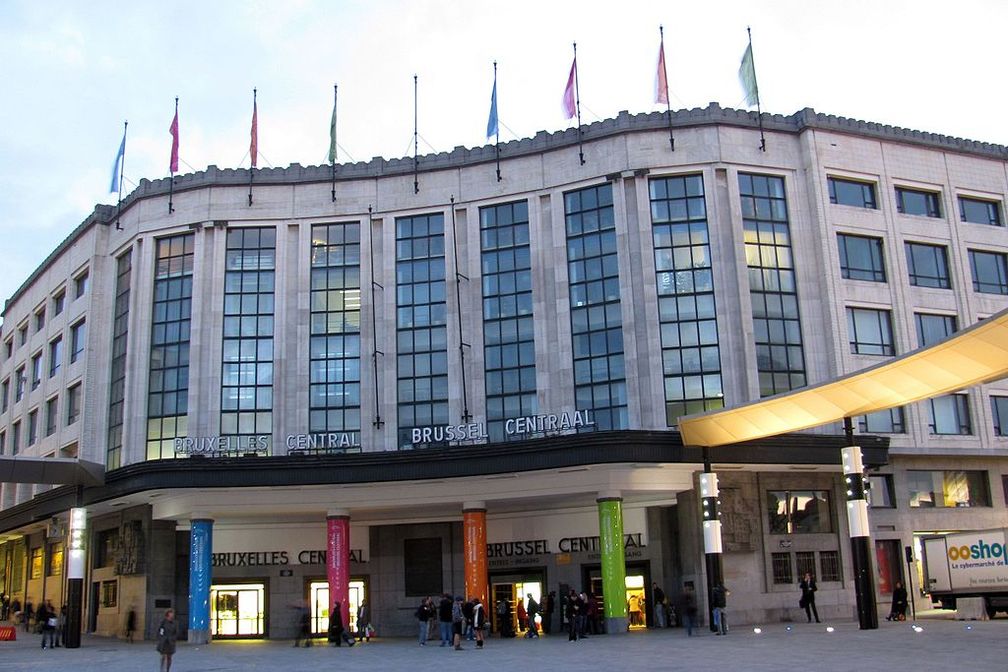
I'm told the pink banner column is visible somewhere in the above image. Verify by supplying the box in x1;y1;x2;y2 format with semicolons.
327;510;351;627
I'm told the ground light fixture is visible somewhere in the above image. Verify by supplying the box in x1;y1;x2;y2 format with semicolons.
826;626;835;633
753;627;762;634
912;625;924;633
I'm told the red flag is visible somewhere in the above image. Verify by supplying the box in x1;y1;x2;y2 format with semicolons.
250;94;258;168
562;57;576;119
655;42;669;105
169;109;179;173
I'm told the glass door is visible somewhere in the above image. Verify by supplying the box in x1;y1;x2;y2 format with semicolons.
307;578;367;635
210;583;265;638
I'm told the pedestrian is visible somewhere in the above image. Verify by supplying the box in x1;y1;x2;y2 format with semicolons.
566;590;579;641
524;593;540;638
125;605;137;643
887;581;908;621
652;583;667;627
576;592;588;638
294;602;311;647
356;599;370;642
23;598;33;633
328;601;355;646
10;597;21;626
516;595;527;634
452;595;465;650
679;585;697;636
712;583;729;635
587;592;600;634
472;597;486;649
438;593;453;646
799;572;820;623
543;591;555;634
37;601;54;649
415;596;432;645
462;597;476;640
0;592;7;621
155;608;178;672
495;599;509;637
53;605;64;647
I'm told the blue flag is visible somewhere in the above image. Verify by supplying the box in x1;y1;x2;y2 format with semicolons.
110;129;126;193
486;78;498;140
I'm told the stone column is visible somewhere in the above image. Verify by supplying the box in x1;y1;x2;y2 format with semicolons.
597;493;628;633
462;503;488;605
843;445;878;629
188;517;213;644
327;510;351;629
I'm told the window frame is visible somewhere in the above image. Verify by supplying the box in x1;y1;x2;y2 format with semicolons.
766;489;833;535
70;319;87;363
914;312;957;348
907;469;990;508
927;394;972;435
958;195;1002;226
846;306;895;356
905;242;951;289
968;249;1008;295
837;233;886;282
895;186;942;218
73;269;89;299
828;176;878;209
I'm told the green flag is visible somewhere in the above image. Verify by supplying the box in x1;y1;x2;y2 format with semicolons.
328;85;338;164
738;43;758;107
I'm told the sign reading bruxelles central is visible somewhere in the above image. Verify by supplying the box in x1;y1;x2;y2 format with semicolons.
410;409;596;444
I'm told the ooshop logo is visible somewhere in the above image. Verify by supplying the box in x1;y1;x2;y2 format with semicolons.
947;539;1008;561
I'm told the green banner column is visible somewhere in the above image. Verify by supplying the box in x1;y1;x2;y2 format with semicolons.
597;495;628;634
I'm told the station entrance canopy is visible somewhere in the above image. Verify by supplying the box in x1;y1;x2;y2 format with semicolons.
679;307;1008;447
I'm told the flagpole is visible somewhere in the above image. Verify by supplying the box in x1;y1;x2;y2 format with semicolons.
116;120;127;231
169;96;178;214
331;84;338;203
572;42;585;166
747;27;766;152
413;74;419;194
660;25;674;151
249;88;257;206
493;61;501;182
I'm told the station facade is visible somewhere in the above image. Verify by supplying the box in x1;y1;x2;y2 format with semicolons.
0;103;1005;639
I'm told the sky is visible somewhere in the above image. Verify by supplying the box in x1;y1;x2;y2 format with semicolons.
1;0;1006;307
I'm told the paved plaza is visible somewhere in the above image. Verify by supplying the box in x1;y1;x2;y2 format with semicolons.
0;614;1001;672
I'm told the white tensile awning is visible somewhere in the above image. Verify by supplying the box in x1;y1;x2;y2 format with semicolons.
679;307;1008;447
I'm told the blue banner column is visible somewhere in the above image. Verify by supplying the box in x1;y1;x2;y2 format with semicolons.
189;518;213;644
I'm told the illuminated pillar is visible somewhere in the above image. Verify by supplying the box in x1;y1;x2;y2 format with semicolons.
462;503;488;605
189;517;213;644
65;507;86;649
842;445;878;630
699;471;723;632
597;493;628;633
327;510;351;629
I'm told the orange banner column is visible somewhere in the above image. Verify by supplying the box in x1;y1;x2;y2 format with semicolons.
463;503;488;605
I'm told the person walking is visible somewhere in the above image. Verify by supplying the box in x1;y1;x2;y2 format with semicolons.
799;572;820;623
155;608;178;672
328;601;355;646
38;601;55;649
10;597;20;626
23;598;33;633
125;606;137;643
472;597;486;649
438;593;453;647
515;596;527;634
575;592;588;639
451;595;465;650
543;591;555;634
887;581;908;621
566;590;579;641
712;583;729;635
53;604;65;647
524;593;540;638
294;602;311;647
415;597;433;645
652;583;667;628
356;600;370;642
679;585;697;636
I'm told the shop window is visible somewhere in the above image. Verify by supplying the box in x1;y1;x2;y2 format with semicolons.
819;550;841;582
795;551;816;579
868;474;895;508
101;580;118;608
403;537;442;596
828;176;877;209
30;546;43;579
47;543;63;577
907;469;990;508
771;552;792;584
959;195;1002;226
837;234;886;282
895;187;941;218
767;490;832;534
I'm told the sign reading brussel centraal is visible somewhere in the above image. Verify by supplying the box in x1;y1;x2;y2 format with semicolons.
410;409;596;444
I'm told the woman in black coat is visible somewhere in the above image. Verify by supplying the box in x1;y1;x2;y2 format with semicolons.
799;573;820;623
156;608;178;672
887;581;908;621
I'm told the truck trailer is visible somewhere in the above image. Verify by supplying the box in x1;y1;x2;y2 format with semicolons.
921;529;1008;618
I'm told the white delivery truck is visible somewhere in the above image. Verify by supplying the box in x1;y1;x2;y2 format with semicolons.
921;529;1008;618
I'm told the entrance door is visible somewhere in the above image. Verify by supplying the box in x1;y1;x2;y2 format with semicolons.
210;583;265;638
489;569;545;636
307;578;367;636
88;581;100;633
583;561;651;630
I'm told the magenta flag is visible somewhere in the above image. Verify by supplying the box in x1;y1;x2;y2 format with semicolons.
562;57;576;119
655;42;669;105
169;109;179;173
250;91;258;168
